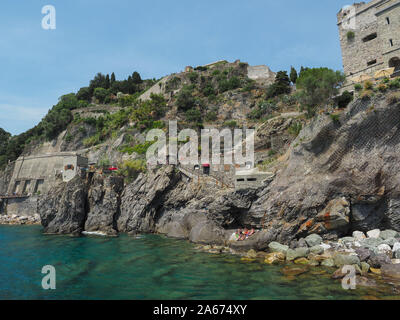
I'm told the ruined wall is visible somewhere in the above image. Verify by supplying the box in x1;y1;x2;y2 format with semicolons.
5;196;38;216
247;65;276;85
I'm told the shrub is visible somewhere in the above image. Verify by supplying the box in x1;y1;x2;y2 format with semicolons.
388;78;400;89
188;72;199;83
377;83;387;92
132;141;155;155
330;114;341;123
94;87;109;103
176;85;196;111
354;83;363;91
119;159;147;183
361;90;373;100
386;92;400;104
346;31;355;40
185;108;202;123
266;71;291;98
223;120;238;129
364;81;373;90
288;122;302;136
205;111;218;122
335;90;353;109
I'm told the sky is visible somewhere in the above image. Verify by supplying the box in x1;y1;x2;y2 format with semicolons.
0;0;353;135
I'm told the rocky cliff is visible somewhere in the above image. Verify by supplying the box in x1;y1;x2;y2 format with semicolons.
37;92;400;250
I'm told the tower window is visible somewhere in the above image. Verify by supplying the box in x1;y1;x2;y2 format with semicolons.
386;17;390;24
390;39;394;47
363;33;377;42
367;59;377;66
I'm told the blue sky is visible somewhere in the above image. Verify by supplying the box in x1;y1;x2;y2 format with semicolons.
0;0;352;135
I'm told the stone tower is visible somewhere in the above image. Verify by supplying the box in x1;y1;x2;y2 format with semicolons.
337;0;400;81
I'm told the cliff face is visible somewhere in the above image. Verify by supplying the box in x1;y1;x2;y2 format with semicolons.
37;93;400;249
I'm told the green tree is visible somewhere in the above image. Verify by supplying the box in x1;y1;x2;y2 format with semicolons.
131;71;142;84
266;71;291;98
290;66;298;84
296;67;345;117
76;87;91;102
110;72;116;84
176;85;196;111
94;87;109;103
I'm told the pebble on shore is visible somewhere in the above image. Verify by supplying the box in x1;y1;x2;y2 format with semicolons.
0;214;41;225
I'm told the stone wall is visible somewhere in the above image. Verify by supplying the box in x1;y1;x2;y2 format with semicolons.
247;65;276;85
338;0;400;81
4;196;39;216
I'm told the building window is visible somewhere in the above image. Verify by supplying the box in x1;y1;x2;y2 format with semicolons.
236;179;245;182
247;178;257;182
390;39;394;47
363;33;377;42
386;17;390;24
367;59;377;66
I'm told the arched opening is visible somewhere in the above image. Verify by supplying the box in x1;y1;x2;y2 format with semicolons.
389;57;400;75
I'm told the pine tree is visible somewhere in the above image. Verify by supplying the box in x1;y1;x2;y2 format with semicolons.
111;72;116;84
105;74;110;89
290;66;298;84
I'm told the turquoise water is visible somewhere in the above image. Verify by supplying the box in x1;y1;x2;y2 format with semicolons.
0;225;394;300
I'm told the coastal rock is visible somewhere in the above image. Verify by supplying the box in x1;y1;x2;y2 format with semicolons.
393;242;400;252
268;242;289;254
367;229;381;239
368;253;392;268
352;231;366;241
380;230;399;240
286;247;310;261
394;250;400;259
294;258;310;265
315;198;350;232
381;264;400;280
305;234;323;247
264;252;285;265
309;245;324;255
281;265;309;277
333;254;360;267
39;176;88;235
84;176;124;235
321;259;335;267
377;244;392;257
355;247;372;262
360;262;370;274
297;238;308;248
383;238;397;247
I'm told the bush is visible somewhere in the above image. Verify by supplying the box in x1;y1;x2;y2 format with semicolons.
205;111;217;122
223;120;238;129
176;85;196;111
354;83;363;91
346;31;355;40
335;90;353;109
188;72;199;83
377;83;387;92
119;159;147;183
288;122;302;136
185;108;202;123
386;92;400;104
364;81;373;90
76;87;91;102
388;78;400;89
94;87;109;103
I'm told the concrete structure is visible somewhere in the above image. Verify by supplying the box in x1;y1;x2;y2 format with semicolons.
247;65;276;84
234;168;273;190
338;0;400;83
7;152;88;196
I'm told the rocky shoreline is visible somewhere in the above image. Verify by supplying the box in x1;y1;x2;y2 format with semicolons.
195;229;400;293
0;214;41;225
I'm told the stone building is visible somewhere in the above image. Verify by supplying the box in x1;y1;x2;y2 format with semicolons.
337;0;400;86
7;152;88;196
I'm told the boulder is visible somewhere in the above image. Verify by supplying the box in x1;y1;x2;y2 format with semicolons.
264;252;285;265
339;237;355;246
381;264;400;279
305;234;323;247
281;265;309;277
268;242;289;254
380;230;399;240
393;242;400;252
321;259;335;267
315;197;350;232
360;262;370;274
383;238;397;247
294;258;310;265
360;237;384;250
333;254;360;267
355;247;372;262
320;243;332;250
309;245;324;255
352;231;366;241
367;229;381;239
297;238;308;248
368;253;392;268
377;244;392;257
394;250;400;259
286;247;310;261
